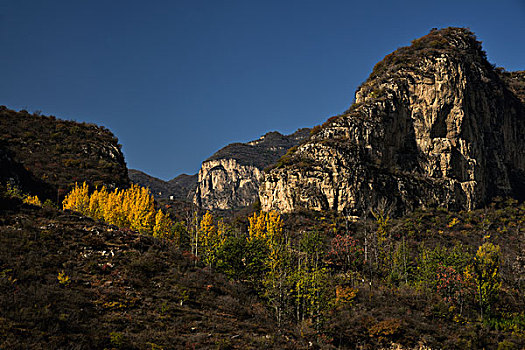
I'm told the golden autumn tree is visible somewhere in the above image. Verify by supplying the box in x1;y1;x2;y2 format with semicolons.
122;184;155;234
248;211;289;326
62;182;90;214
88;186;108;221
196;212;230;266
198;211;216;265
103;189;126;227
248;211;285;267
23;195;42;207
248;211;283;242
266;211;283;242
248;211;268;241
153;209;174;238
63;182;166;237
200;211;216;248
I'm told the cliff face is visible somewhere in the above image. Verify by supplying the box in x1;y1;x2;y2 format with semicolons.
194;129;310;210
0;106;129;199
260;28;525;215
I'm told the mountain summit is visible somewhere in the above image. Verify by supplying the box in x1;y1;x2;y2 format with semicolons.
260;27;525;215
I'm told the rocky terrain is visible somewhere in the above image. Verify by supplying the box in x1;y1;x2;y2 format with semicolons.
0;106;129;201
194;129;310;210
260;28;525;216
499;70;525;103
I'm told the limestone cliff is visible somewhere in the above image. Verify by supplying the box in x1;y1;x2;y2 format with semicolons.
194;129;310;210
260;28;525;215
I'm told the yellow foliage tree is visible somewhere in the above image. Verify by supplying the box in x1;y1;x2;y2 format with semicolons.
248;211;283;242
63;182;169;237
153;209;174;238
248;211;268;241
266;211;283;241
23;195;42;207
88;186;108;220
62;182;90;214
200;211;216;248
198;212;229;266
121;184;155;234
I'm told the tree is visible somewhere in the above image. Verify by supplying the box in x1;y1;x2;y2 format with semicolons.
23;194;42;207
62;182;90;213
328;233;362;273
122;184;155;234
248;211;290;326
248;211;267;241
63;182;160;236
291;231;331;327
215;236;269;284
472;242;501;319
198;212;228;266
153;209;174;239
88;186;108;220
199;211;216;249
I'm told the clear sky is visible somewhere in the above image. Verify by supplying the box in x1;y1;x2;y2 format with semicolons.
1;1;524;180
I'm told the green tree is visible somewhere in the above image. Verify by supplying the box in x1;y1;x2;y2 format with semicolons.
472;242;501;319
215;236;269;284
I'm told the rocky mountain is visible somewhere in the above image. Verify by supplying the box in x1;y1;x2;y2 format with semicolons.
0;106;129;201
499;70;525;103
194;128;310;210
260;28;525;216
128;169;197;200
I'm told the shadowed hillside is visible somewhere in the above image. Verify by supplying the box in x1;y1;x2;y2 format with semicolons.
0;198;305;349
0;106;129;201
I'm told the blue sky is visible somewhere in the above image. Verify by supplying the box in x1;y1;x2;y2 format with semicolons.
1;1;524;180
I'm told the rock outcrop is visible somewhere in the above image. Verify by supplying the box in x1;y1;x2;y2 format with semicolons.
260;28;525;216
194;129;310;210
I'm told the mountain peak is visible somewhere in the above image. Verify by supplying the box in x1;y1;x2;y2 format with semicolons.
261;28;525;215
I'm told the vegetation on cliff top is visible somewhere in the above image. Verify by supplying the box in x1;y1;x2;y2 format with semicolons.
205;128;310;169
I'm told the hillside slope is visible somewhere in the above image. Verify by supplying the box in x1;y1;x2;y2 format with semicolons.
0;200;303;349
260;28;525;215
0;106;129;201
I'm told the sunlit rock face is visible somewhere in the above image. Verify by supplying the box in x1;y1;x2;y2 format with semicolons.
194;129;310;210
260;28;525;216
